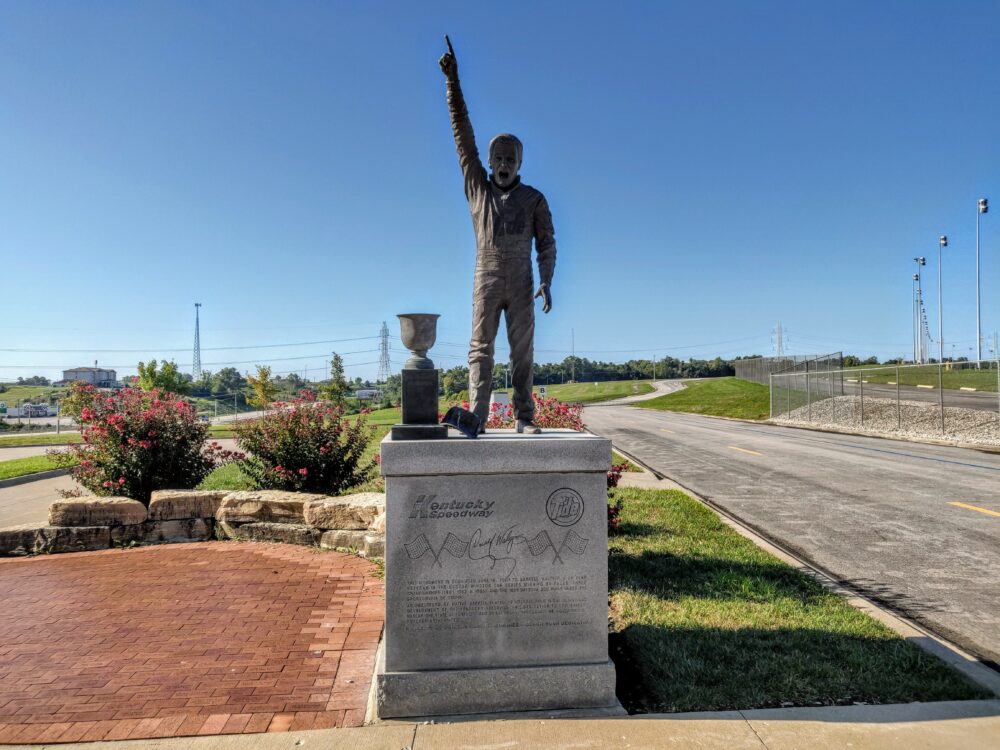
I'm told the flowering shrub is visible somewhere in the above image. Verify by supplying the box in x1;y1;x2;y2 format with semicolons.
51;385;241;506
234;392;374;494
456;394;585;431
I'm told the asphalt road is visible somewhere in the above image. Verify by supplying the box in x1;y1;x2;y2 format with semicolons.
0;474;81;527
585;404;1000;666
840;381;1000;411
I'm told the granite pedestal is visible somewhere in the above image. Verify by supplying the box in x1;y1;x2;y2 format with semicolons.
377;430;617;718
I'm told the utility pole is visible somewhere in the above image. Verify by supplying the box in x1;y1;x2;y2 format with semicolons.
976;198;988;365
233;393;238;422
938;235;947;363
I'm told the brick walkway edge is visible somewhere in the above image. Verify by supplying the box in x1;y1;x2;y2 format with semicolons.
0;542;384;744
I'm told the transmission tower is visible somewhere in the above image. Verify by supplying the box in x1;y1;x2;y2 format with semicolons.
377;321;392;383
192;303;202;380
772;321;785;357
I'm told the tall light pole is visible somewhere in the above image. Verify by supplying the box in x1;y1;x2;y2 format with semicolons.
938;236;947;363
977;198;989;365
912;273;919;363
913;257;926;363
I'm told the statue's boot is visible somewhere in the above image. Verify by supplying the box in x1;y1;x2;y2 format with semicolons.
516;419;541;434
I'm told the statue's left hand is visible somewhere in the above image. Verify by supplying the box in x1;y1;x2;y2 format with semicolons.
534;284;552;314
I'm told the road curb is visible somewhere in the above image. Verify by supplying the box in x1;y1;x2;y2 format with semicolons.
0;468;70;489
606;442;1000;698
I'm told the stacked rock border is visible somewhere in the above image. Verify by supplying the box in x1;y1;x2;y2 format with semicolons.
0;489;385;558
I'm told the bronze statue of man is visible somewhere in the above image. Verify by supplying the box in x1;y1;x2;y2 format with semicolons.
439;36;556;435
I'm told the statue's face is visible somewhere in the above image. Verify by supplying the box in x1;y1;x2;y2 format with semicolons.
489;141;521;189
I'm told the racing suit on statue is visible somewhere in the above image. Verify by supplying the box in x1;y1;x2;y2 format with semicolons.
446;76;557;427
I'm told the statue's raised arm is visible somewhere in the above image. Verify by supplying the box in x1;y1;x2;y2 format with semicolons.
440;36;487;199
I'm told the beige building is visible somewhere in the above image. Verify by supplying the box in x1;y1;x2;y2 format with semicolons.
61;367;118;387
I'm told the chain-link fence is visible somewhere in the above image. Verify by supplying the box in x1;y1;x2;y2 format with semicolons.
771;359;1000;445
735;353;842;385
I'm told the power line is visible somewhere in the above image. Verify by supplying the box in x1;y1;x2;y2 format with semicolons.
0;335;380;354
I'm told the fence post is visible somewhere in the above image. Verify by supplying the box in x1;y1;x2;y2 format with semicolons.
830;368;835;424
896;366;901;430
859;368;864;427
786;377;790;417
939;361;945;433
769;373;773;419
807;371;811;421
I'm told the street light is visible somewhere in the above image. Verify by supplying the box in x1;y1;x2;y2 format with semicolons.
977;198;989;365
913;257;926;363
912;273;920;363
938;236;947;363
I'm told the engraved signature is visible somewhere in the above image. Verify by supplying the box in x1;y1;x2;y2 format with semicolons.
403;526;589;579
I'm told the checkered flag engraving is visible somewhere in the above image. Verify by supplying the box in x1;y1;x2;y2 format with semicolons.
560;530;589;556
526;531;554;557
442;532;469;558
405;534;437;565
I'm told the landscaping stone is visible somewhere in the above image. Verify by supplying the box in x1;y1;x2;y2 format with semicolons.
364;533;385;558
216;490;327;524
110;524;146;546
0;525;44;556
148;490;230;521
48;497;147;527
319;529;369;552
36;526;110;554
303;492;386;530
371;511;386;533
227;522;320;546
144;518;212;544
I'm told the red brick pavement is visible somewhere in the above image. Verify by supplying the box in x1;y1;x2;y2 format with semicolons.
0;542;384;744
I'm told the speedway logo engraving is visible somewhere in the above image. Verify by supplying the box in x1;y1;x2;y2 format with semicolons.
409;494;495;519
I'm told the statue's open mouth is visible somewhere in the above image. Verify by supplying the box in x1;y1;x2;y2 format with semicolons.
498;171;510;181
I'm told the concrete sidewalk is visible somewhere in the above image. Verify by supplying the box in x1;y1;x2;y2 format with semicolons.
3;700;998;749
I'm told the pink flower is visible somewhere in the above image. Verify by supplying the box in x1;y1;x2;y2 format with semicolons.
118;477;126;485
298;468;308;476
102;480;113;488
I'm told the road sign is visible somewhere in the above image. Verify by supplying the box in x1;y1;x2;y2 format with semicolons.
539;387;547;396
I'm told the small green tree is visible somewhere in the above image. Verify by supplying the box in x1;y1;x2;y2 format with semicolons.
212;367;246;395
442;366;469;396
320;352;349;406
136;360;190;394
246;365;279;409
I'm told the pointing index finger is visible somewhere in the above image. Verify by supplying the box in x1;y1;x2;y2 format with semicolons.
445;35;455;57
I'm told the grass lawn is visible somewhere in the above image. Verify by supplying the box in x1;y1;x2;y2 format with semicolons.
636;377;769;420
609;487;989;712
0;454;76;481
0;433;82;447
0;385;67;406
532;380;655;404
612;451;642;472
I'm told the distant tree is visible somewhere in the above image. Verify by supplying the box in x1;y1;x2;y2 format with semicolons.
212;367;246;395
17;375;51;386
320;353;349;406
246;365;279;408
136;360;190;394
442;366;469;396
190;370;213;397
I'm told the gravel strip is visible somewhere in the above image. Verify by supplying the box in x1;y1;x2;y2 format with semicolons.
774;395;1000;447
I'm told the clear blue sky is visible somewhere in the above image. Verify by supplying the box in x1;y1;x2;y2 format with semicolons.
2;1;998;383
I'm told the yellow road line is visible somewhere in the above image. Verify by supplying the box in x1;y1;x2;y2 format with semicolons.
660;428;675;434
948;501;1000;518
728;445;763;457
